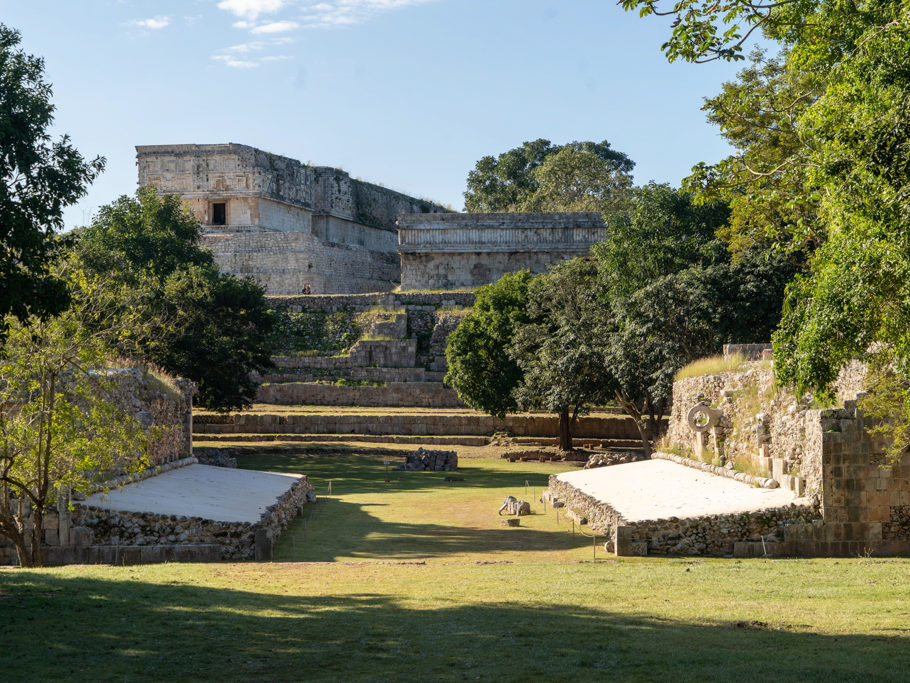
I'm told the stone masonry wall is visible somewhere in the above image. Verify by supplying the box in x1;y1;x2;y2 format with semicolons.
195;412;641;439
138;143;449;295
664;361;910;556
202;230;399;295
4;473;317;565
547;473;818;557
398;212;606;290
256;381;464;408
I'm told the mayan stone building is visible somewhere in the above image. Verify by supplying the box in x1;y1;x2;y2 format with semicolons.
137;143;448;294
397;212;607;290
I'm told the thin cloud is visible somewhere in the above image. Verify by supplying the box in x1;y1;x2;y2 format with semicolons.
299;0;434;29
250;20;300;33
128;16;171;30
217;0;285;20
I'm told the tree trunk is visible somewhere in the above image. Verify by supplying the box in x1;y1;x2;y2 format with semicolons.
614;390;651;456
558;407;573;451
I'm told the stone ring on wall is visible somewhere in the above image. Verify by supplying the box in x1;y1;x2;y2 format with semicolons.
687;402;723;433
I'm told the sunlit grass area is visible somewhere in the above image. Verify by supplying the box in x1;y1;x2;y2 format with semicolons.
3;442;910;680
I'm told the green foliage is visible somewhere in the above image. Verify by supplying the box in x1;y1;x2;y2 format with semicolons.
685;49;821;255
773;7;910;395
73;189;276;411
518;146;634;213
463;139;634;212
0;24;104;327
444;271;534;419
269;308;360;355
0;281;146;566
593;183;730;298
510;259;613;449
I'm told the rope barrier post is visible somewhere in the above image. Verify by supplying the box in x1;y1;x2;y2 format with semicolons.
555;503;559;524
593;534;596;560
328;480;332;496
572;520;575;536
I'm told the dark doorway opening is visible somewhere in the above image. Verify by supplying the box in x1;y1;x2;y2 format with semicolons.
212;202;226;226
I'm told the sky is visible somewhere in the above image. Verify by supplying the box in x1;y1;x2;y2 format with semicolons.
3;0;767;227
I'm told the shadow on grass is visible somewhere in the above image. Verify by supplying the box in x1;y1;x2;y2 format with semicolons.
275;499;590;561
1;572;908;680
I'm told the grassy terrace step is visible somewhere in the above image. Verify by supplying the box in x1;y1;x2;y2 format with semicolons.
193;405;640;439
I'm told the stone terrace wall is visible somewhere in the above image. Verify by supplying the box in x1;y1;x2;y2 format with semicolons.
256;381;463;408
202;230;400;295
398;212;606;290
268;291;475;313
195;412;641;439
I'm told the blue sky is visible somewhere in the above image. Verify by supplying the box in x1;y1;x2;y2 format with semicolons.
3;0;766;227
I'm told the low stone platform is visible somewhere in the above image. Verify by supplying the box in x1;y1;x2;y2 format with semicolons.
70;465;313;563
549;459;818;557
82;464;302;523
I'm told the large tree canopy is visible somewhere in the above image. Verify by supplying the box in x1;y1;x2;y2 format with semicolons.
463;139;634;212
0;24;104;326
74;189;275;411
510;258;614;450
593;183;730;298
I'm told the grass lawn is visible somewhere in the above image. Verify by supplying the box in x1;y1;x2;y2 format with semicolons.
2;444;910;680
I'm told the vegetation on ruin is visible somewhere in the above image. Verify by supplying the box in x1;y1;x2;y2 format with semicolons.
0;274;148;567
268;307;360;356
675;353;748;381
72;189;276;412
463;138;634;213
0;24;105;330
4;445;910;678
623;0;910;447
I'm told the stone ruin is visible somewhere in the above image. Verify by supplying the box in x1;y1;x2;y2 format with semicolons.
398;448;459;471
546;347;910;557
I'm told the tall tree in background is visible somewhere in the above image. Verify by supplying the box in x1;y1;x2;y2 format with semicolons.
510;259;614;450
463;139;634;212
593;183;730;298
74;189;275;411
0;24;104;328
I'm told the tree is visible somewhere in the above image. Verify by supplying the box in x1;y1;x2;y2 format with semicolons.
518;147;634;213
609;250;796;452
0;278;146;567
444;271;534;419
685;49;821;256
0;24;104;328
510;259;614;450
73;189;276;411
463;139;634;212
593;183;730;298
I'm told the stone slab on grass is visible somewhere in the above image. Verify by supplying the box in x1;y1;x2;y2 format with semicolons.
555;459;803;523
82;464;303;523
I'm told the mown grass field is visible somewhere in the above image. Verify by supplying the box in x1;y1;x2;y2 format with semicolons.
2;444;910;681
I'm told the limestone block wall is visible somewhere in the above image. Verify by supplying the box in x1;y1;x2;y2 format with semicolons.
194;412;641;439
138;143;449;295
398;212;606;290
255;381;464;408
201;230;399;294
664;362;910;556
